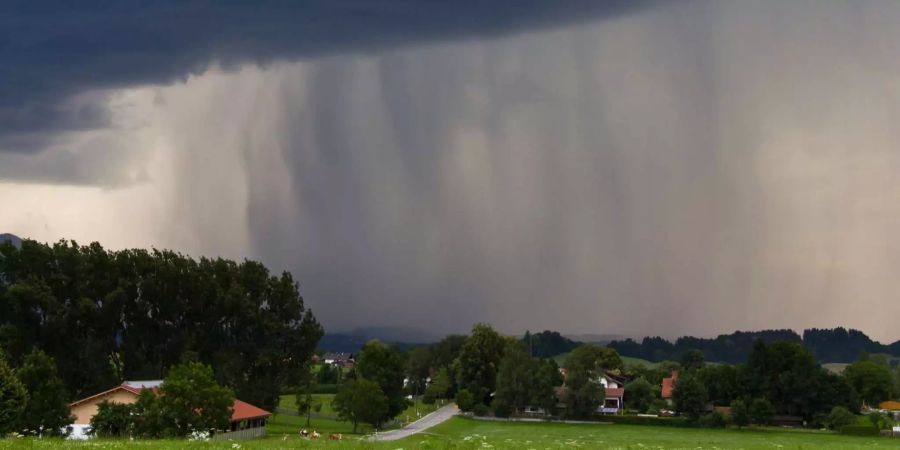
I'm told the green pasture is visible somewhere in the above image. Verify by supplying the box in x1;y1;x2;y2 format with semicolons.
1;415;895;449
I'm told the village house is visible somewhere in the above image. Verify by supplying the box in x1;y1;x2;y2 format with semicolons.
322;352;354;368
879;400;900;421
661;371;677;402
68;380;271;440
552;370;627;415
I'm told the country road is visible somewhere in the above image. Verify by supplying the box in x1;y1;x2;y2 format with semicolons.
368;403;458;441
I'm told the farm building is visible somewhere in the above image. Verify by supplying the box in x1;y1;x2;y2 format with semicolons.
68;380;271;440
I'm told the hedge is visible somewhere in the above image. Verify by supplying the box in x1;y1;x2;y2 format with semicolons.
840;425;880;436
600;415;690;427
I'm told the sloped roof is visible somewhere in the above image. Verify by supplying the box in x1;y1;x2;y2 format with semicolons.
880;400;900;411
70;384;271;422
605;387;624;398
231;399;272;421
68;384;142;407
661;371;678;399
123;380;163;389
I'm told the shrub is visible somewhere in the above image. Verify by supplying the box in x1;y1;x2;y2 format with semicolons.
749;398;774;425
472;404;490;417
89;401;135;437
455;389;476;412
839;425;879;436
823;406;856;430
729;399;750;428
421;394;436;405
491;398;512;418
600;415;690;427
646;399;668;415
698;412;727;428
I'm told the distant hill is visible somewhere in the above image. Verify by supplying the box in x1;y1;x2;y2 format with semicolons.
610;327;900;364
564;333;631;345
0;233;22;248
318;326;440;352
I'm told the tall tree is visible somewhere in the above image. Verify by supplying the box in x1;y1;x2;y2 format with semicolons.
680;349;705;372
0;354;27;435
0;239;322;408
672;372;707;420
454;324;505;402
333;379;388;433
494;341;535;415
843;360;895;407
405;346;433;396
16;349;74;436
561;345;609;419
624;378;656;413
425;367;452;401
529;358;563;414
355;340;407;420
697;364;740;406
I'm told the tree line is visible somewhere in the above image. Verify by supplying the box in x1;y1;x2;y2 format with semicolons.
377;324;900;430
609;328;900;364
0;239;323;412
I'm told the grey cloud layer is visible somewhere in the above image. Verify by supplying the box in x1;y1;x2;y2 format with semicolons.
0;1;647;151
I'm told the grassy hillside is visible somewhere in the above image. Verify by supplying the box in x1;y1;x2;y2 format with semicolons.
552;352;657;368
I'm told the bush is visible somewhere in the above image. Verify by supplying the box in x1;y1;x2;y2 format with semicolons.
646;399;668;415
823;406;856;430
455;389;476;412
749;398;774;425
491;398;512;418
729;399;750;428
421;394;436;405
839;425;879;436
472;404;490;417
698;412;727;428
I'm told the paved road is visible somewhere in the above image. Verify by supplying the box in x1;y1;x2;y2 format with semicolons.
369;403;458;441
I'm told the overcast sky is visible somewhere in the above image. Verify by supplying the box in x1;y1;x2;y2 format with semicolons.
2;0;900;343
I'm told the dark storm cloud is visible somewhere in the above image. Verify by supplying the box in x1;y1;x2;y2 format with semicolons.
0;0;651;153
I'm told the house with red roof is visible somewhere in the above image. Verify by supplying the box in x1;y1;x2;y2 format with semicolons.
68;380;271;440
661;370;678;404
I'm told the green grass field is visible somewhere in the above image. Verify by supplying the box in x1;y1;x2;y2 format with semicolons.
1;416;895;449
277;393;440;425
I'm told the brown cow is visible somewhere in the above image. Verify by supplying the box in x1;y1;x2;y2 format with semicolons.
329;433;343;440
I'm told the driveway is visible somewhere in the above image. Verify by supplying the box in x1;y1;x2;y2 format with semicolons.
369;403;458;441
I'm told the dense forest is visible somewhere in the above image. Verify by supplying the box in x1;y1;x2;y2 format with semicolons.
609;328;900;364
0;239;322;411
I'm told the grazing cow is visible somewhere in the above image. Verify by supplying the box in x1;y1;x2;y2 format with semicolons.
299;429;309;438
329;433;343;440
311;430;321;440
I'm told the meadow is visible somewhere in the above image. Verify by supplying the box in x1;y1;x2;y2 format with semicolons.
277;394;443;426
1;416;895;449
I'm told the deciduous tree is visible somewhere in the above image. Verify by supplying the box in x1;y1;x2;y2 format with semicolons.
155;361;234;436
843;360;895;407
672;372;707;420
454;324;505;403
624;378;656;413
0;354;27;435
355;340;407;420
333;379;388;432
16;349;73;436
